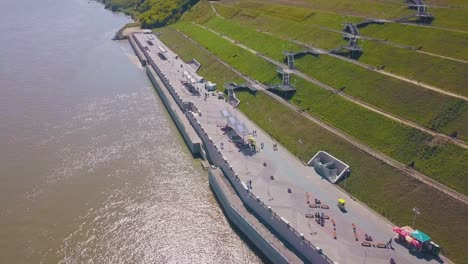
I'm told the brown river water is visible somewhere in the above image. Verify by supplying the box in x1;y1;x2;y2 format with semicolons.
0;0;262;263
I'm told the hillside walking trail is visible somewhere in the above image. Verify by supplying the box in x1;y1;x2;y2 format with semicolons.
166;27;468;206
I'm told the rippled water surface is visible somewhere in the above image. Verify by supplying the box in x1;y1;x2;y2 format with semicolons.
0;0;262;263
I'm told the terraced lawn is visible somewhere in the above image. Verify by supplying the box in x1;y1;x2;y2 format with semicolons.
216;2;468;60
169;20;468;194
359;39;468;96
359;22;468;61
171;22;277;83
233;0;413;20
287;75;468;194
236;91;468;264
214;10;468;96
224;0;467;31
191;15;468;140
156;20;468;262
294;55;468;140
204;16;304;61
230;12;344;50
157;27;243;88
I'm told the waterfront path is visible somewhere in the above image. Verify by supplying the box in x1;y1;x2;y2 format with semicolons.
136;33;444;264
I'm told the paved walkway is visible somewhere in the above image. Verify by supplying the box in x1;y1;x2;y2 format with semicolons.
211;168;303;264
135;33;446;264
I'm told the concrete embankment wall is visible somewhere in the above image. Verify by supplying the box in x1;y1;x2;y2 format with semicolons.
128;34;147;66
131;33;202;158
146;66;202;157
209;169;290;264
186;113;332;264
131;33;331;264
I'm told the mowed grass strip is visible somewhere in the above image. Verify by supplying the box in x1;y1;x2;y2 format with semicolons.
219;7;468;95
171;17;468;195
359;39;468;96
157;27;244;87
235;0;413;20
155;22;468;262
230;12;344;50
203;16;304;61
287;76;468;194
224;1;468;61
193;14;468;140
170;22;277;83
359;23;468;61
299;10;468;61
172;15;468;191
234;0;467;31
294;55;468;141
236;91;468;264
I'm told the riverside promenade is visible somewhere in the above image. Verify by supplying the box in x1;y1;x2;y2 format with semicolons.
132;33;442;264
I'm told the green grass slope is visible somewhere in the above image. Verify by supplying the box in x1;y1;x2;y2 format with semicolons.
194;15;468;141
158;23;468;263
171;22;277;83
213;8;468;96
230;0;467;31
237;91;468;264
294;55;468;140
157;28;243;86
170;19;468;195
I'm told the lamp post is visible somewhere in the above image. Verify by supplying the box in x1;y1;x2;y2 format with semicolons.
297;139;303;161
412;207;421;228
363;249;368;264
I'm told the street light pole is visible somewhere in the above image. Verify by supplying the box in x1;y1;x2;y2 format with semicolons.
412;207;420;228
364;249;368;264
297;139;303;161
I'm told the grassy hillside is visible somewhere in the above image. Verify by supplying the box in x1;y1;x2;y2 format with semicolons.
225;0;468;31
157;28;468;262
236;91;468;263
157;27;244;86
216;2;468;60
195;15;468;141
169;20;468;195
209;7;468;96
171;22;277;83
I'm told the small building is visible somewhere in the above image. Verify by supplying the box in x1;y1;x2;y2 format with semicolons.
307;151;350;183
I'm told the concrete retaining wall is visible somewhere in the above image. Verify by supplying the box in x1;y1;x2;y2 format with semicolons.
129;34;147;66
132;33;332;263
187;112;332;264
209;169;289;264
146;67;201;156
